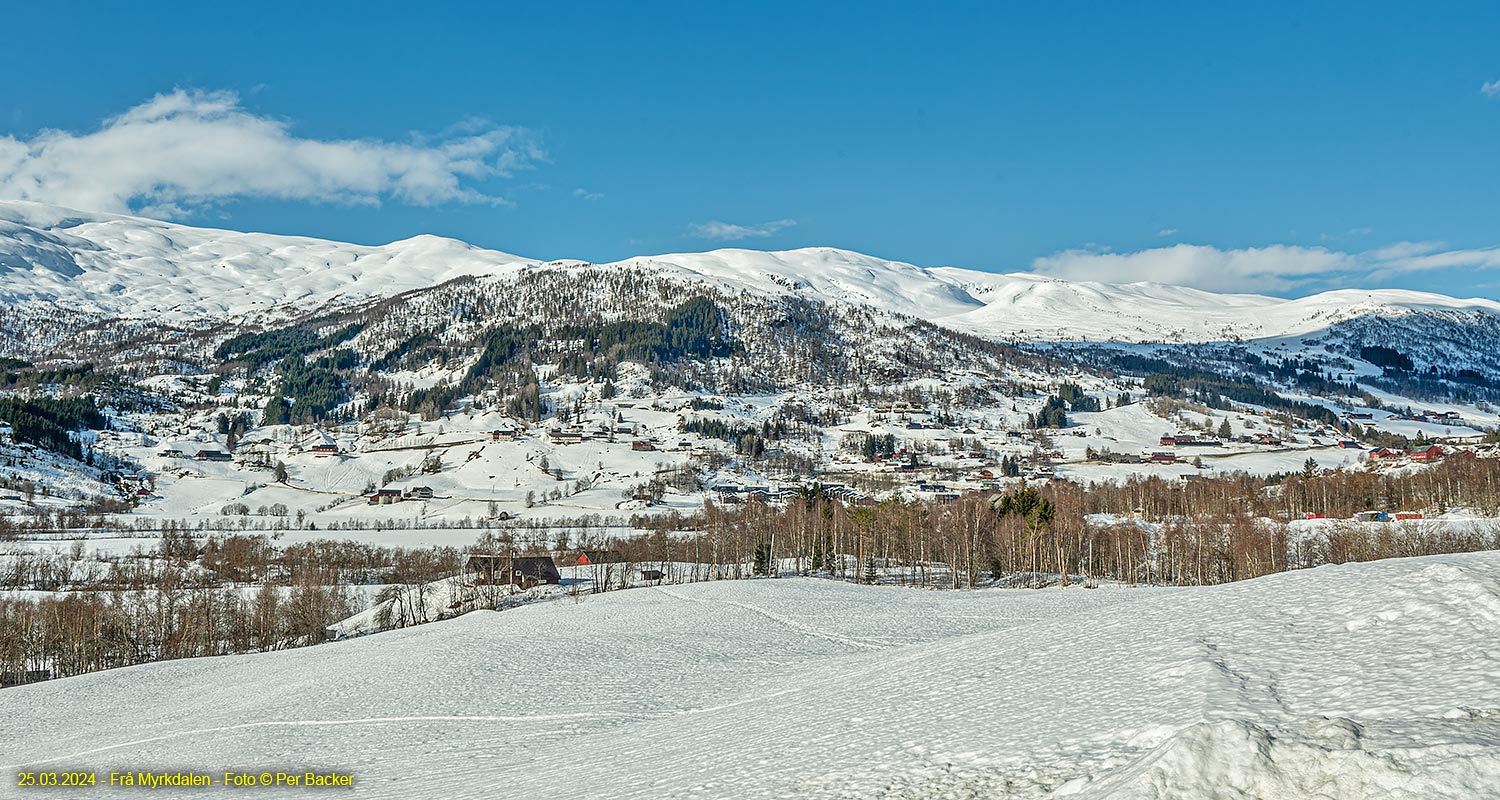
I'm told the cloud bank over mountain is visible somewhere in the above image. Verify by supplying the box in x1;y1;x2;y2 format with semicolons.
0;89;540;218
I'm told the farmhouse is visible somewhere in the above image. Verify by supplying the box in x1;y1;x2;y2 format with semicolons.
368;488;403;505
193;449;232;462
1149;451;1178;464
466;555;561;588
1410;445;1444;462
631;440;656;451
310;443;340;456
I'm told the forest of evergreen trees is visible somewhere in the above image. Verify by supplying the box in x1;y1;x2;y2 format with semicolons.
0;396;106;460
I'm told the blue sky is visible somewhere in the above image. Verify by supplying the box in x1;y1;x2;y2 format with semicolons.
2;1;1499;296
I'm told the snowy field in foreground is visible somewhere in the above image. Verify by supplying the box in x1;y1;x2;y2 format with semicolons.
5;555;1500;799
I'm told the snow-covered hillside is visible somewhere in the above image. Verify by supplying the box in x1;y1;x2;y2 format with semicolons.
0;201;531;320
5;553;1499;799
932;268;1500;344
4;199;1499;346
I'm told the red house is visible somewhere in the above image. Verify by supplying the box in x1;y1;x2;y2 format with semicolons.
1410;445;1444;462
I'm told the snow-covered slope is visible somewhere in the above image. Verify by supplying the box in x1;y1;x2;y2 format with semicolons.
5;553;1499;798
613;247;985;320
929;267;1500;343
3;199;1499;345
0;201;531;320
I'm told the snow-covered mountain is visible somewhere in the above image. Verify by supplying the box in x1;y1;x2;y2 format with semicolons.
0;201;531;320
4;199;1499;349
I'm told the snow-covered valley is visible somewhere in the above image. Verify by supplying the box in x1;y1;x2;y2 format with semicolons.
6;200;1500;799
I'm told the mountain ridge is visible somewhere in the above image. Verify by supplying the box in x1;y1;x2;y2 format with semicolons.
3;200;1498;346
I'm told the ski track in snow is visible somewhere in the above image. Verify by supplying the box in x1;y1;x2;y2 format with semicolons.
649;583;886;650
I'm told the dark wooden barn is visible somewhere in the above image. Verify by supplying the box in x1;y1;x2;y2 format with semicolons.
466;555;561;588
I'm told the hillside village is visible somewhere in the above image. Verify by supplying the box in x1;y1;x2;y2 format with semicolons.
8;373;1494;531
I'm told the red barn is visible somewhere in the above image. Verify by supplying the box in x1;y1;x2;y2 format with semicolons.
573;550;625;567
1410;445;1444;462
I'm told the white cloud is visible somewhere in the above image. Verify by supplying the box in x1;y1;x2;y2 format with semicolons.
1368;242;1500;272
1483;79;1500;98
1029;240;1500;293
1155;228;1177;237
0;89;542;216
1030;244;1354;293
688;218;797;241
573;187;604;201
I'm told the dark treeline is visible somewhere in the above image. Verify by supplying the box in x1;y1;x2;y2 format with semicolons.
0;395;107;461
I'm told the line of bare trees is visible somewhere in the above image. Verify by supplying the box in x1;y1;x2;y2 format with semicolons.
633;453;1500;589
0;576;357;686
7;453;1500;686
0;534;465;686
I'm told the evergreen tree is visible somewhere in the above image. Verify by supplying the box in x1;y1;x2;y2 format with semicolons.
753;540;774;576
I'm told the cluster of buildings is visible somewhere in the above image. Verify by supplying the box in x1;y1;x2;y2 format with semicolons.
158;447;233;462
367;485;436;505
462;549;666;589
1367;444;1445;462
1391;410;1464;424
